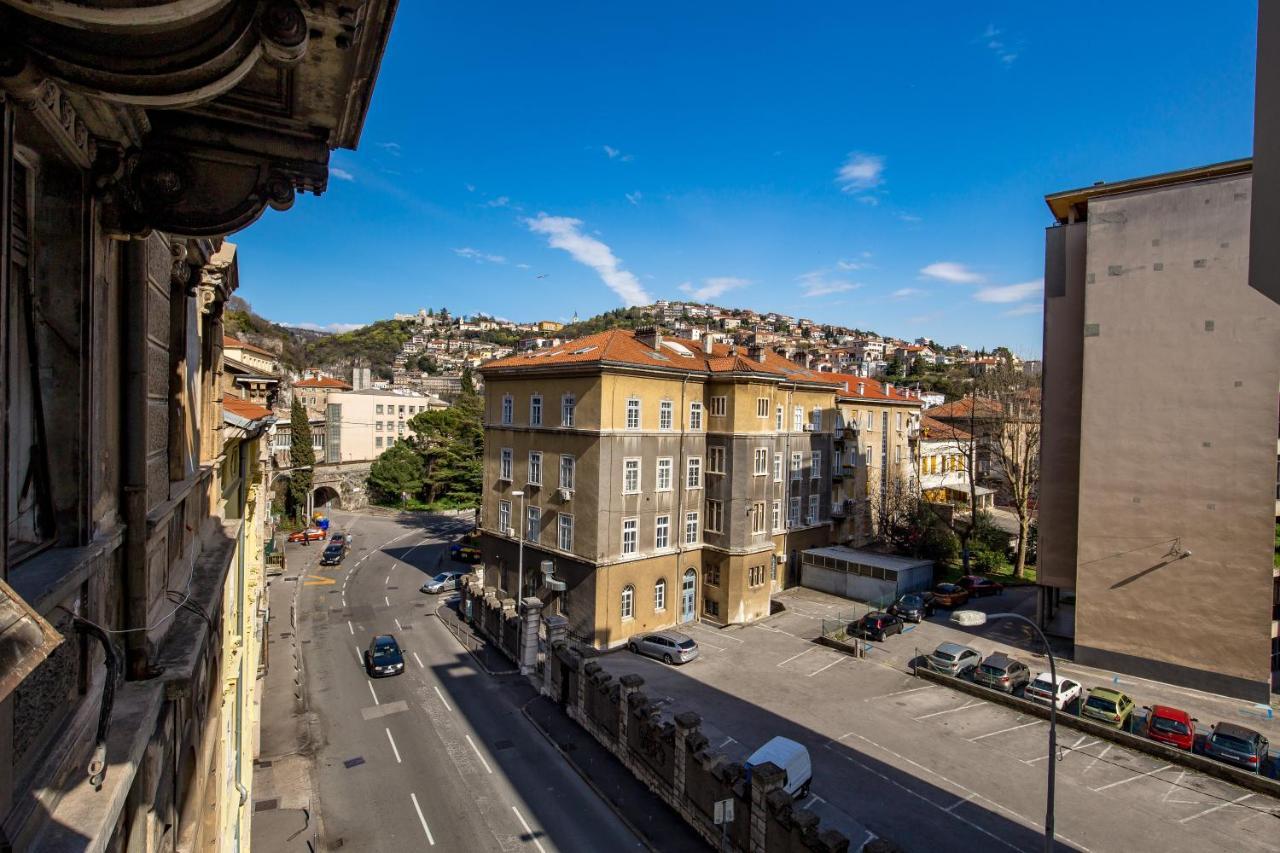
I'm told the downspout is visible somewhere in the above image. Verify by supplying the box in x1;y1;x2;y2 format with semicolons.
121;239;152;679
673;373;690;619
781;382;795;584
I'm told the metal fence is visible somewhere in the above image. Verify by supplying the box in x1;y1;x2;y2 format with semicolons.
817;591;902;656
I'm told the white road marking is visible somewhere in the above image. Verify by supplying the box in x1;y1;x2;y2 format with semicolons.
367;681;380;706
385;595;390;607
801;792;825;810
807;657;845;677
354;646;362;665
1081;743;1112;774
395;617;403;631
1178;793;1253;823
944;793;976;812
1091;763;1174;792
511;805;547;853
970;720;1043;741
434;685;451;711
688;623;744;643
465;734;494;774
1025;736;1101;764
914;700;984;720
414;652;426;670
341;595;346;607
1161;769;1187;804
777;647;817;667
866;685;936;701
718;736;736;748
347;620;354;635
386;728;402;763
410;792;436;845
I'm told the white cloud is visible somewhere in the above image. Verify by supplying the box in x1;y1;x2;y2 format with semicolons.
982;24;1019;65
515;263;531;270
975;280;1043;303
625;191;643;206
891;288;922;299
454;247;507;264
798;270;860;298
376;141;402;156
487;196;511;208
330;167;355;182
465;183;476;192
286;321;366;333
836;152;885;194
897;213;922;223
603;145;634;162
920;261;984;284
836;259;867;271
524;213;651;305
1002;302;1043;317
679;277;750;301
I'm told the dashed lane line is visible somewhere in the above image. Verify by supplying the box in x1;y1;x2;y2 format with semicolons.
465;734;494;774
347;620;354;635
511;806;547;853
414;652;426;670
434;685;452;711
410;793;436;845
366;681;379;706
386;727;402;763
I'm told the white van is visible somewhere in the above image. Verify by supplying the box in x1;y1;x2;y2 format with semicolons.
744;736;812;799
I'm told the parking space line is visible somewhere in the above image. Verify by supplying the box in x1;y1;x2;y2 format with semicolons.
866;685;936;701
434;685;452;711
801;793;825;810
777;647;817;667
410;792;436;845
354;645;362;665
969;720;1042;742
465;734;494;774
1161;770;1187;804
944;793;975;812
1178;793;1253;823
688;623;744;643
386;728;402;763
384;595;390;607
914;700;983;720
1091;763;1174;792
511;805;547;853
1081;743;1112;774
807;657;845;677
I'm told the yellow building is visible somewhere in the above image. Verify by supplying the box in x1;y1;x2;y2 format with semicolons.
478;328;847;648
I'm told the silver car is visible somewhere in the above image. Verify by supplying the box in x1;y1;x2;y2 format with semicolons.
420;570;466;594
628;630;699;664
926;642;981;676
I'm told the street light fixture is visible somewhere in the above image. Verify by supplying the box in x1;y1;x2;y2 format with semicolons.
511;490;525;599
952;609;1058;853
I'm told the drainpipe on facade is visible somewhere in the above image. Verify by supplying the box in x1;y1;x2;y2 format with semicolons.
781;382;795;586
673;374;690;621
121;240;153;680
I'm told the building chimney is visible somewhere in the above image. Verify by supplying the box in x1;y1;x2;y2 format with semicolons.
703;331;716;353
635;326;662;350
885;382;894;395
747;343;766;363
856;381;865;396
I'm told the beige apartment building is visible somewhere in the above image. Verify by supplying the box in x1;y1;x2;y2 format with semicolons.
478;328;840;648
1039;159;1280;701
321;389;448;462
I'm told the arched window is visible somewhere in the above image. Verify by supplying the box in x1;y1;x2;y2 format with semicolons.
654;578;667;612
621;585;635;620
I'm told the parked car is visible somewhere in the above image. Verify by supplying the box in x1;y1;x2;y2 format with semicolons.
319;544;345;566
745;737;812;800
1143;705;1196;751
364;634;405;678
627;631;699;664
973;652;1031;693
329;532;351;552
956;575;1004;597
1081;687;1136;730
1024;672;1082;711
850;612;905;642
450;533;482;563
888;593;934;623
926;642;981;677
1204;722;1270;773
930;583;970;608
420;570;466;594
287;527;326;543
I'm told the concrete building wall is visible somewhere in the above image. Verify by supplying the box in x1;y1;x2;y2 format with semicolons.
324;390;441;461
1069;172;1280;701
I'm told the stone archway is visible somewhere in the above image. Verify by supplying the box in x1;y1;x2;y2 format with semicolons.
314;485;342;510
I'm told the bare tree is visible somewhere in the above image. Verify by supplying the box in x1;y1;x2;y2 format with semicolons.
973;366;1041;578
869;473;919;553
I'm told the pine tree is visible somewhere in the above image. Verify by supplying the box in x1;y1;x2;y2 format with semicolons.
288;397;315;521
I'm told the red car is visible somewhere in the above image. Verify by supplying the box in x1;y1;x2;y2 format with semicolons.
957;575;1004;597
287;527;326;543
1144;705;1196;751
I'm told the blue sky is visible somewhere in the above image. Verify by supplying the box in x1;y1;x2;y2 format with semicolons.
233;2;1259;355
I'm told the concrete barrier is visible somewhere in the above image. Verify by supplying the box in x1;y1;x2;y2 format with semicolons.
914;666;1280;797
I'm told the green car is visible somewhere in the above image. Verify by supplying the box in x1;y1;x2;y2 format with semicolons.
1081;687;1136;730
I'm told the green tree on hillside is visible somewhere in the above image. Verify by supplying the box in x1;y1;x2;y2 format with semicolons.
368;441;426;505
287;397;314;521
406;391;483;507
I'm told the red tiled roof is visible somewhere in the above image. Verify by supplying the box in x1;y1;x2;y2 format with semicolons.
481;329;840;386
295;376;352;390
920;415;971;442
823;372;921;405
924;398;1003;420
223;335;277;358
223;393;273;422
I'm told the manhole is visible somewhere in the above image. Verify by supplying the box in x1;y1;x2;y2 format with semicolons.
343;756;365;769
494;739;515;750
254;799;279;812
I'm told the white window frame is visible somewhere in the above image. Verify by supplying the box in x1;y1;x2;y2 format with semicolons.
498;500;511;533
706;499;723;533
530;394;543;426
757;397;770;419
684;511;700;544
558;513;574;551
808;494;820;525
501;394;514;425
621;584;635;620
709;395;727;417
655;515;670;549
771;500;782;531
810;407;822;431
623;458;641;494
811;450;822;480
528;451;542;486
773;452;783;482
793;405;803;431
790;452;802;480
626;397;641;430
500;447;513;481
689;401;703;431
562;393;576;427
752;502;766;534
659;399;674;431
622;518;638;555
788;497;801;528
754;447;769;476
527;505;541;541
656;457;673;492
686;456;703;489
775;405;784;431
654;579;666;612
560;454;576;489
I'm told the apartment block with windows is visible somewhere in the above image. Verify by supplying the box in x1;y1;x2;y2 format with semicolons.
478;328;840;648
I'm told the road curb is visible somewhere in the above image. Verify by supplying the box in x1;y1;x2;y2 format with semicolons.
519;697;660;853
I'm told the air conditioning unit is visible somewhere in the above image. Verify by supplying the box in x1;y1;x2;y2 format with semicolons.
557;487;574;501
504;527;516;537
775;552;787;564
803;424;818;432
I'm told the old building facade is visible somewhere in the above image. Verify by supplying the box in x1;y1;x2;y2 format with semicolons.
0;1;396;849
478;329;849;648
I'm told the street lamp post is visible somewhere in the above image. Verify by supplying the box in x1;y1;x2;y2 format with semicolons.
952;610;1057;853
511;490;525;599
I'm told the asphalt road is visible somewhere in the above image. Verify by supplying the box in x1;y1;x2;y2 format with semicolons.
289;509;646;853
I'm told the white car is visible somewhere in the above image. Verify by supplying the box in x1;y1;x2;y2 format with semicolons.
1024;672;1082;711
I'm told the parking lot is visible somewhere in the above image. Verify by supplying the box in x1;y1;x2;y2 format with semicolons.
599;588;1280;853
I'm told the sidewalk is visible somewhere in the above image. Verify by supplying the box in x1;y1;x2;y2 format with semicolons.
251;556;321;852
433;598;519;675
522;695;706;853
